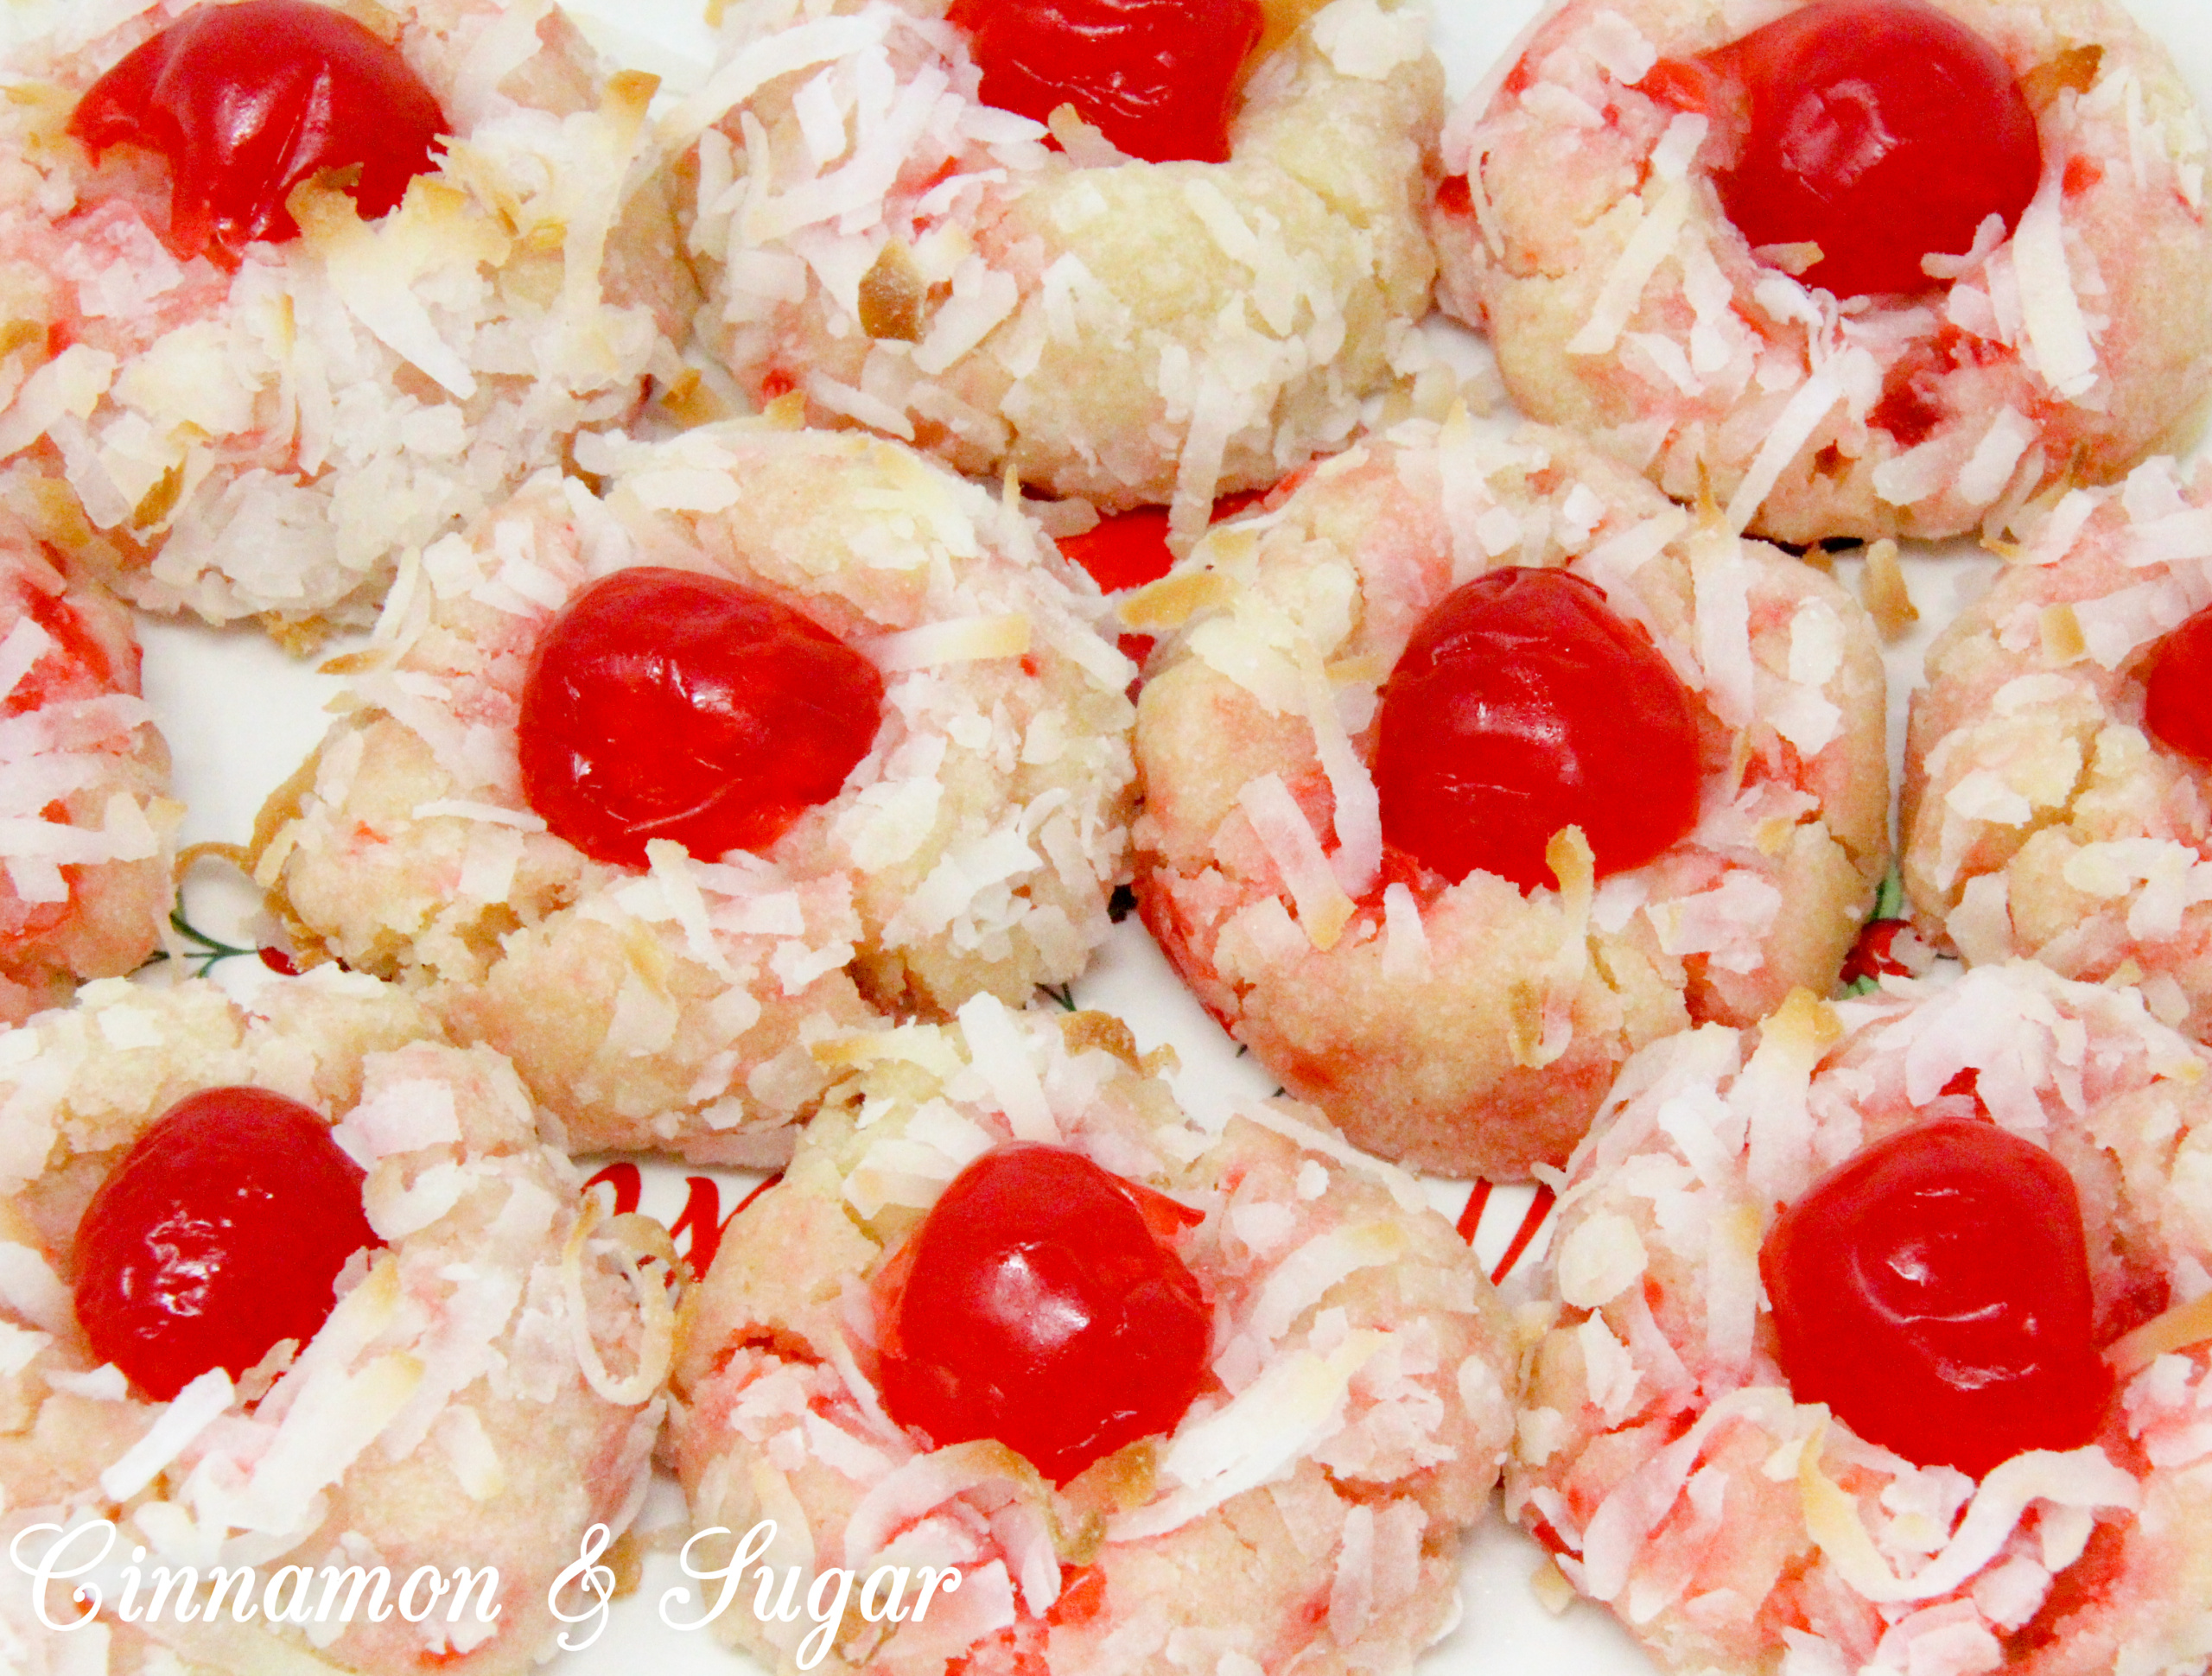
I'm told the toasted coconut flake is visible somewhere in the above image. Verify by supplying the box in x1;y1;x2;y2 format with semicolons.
860;240;928;342
562;1197;675;1406
663;10;891;149
1310;0;1428;79
1567;182;1692;358
1249;1222;1408;1341
1580;1386;1796;1600
842;1439;1052;1565
953;993;1060;1144
1872;440;1952;509
220;1351;423;1535
0;1240;73;1333
1956;409;2037;508
100;1367;236;1501
870;614;1032;670
1801;1442;2137;1603
1046;104;1127;168
294;187;486;401
2012;178;2098;401
2108;1289;2212;1378
2023;45;2105;109
1859;539;1916;639
1238;772;1355;949
1123;569;1235;632
1723;372;1842;532
1739;990;1842;1203
1556;1210;1648;1310
1379;881;1429;979
1115;1330;1386;1540
1531;827;1597;1066
1299;651;1381;897
1231;1102;1427;1214
1753;241;1823;276
1531;1558;1578;1614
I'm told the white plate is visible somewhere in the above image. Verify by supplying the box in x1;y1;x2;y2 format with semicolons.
128;0;2212;1669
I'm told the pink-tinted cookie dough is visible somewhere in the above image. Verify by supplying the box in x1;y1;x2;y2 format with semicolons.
1133;418;1889;1178
669;999;1517;1675
1433;0;2212;544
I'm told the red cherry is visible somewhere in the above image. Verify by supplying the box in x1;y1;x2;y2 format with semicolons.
1057;490;1268;594
2142;603;2212;770
876;1143;1210;1483
69;0;448;265
73;1086;375;1400
1671;0;2041;299
1060;507;1177;594
945;0;1263;164
516;568;886;870
1373;567;1702;892
1760;1117;2113;1477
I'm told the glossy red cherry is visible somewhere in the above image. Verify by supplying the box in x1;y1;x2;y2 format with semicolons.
876;1143;1210;1483
1057;491;1269;594
945;0;1264;164
1373;567;1702;892
73;1086;375;1400
69;0;448;264
1666;0;2041;299
517;568;886;870
1761;1117;2113;1477
1060;507;1178;594
2141;602;2212;770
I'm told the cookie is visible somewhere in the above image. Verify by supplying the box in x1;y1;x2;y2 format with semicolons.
1132;417;1889;1178
1903;455;2212;1036
670;0;1442;548
0;971;669;1674
0;0;692;639
1433;0;2212;544
668;1000;1517;1675
1513;964;2212;1676
253;421;1136;1162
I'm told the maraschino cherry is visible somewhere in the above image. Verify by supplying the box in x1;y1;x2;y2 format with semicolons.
1650;0;2042;299
2140;602;2212;770
69;0;448;264
1760;1116;2112;1477
1373;567;1702;892
1057;490;1268;594
73;1086;375;1400
1060;507;1179;594
517;568;886;870
945;0;1263;163
876;1143;1210;1483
